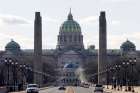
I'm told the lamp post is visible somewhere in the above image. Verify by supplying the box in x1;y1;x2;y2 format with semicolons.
19;65;23;90
19;64;33;89
4;58;12;90
26;66;33;84
0;60;5;86
110;67;115;89
25;65;31;83
129;58;136;92
19;64;26;90
11;61;18;91
115;65;121;90
122;60;129;91
106;66;109;89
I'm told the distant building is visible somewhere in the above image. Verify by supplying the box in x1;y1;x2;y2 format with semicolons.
0;11;139;86
61;63;80;86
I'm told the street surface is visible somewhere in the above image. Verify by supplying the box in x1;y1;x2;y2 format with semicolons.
39;87;65;93
32;87;94;93
10;86;140;93
10;86;111;93
9;84;140;93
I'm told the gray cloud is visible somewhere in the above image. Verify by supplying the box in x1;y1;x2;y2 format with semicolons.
0;15;31;25
43;17;60;23
79;16;98;24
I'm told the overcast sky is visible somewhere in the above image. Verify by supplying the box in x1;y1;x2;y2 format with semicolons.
0;0;139;50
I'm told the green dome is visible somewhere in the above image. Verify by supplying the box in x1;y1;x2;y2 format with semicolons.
121;40;135;48
120;40;136;52
60;11;81;32
5;39;20;51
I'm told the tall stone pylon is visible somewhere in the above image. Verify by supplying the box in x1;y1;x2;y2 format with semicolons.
34;12;43;86
98;11;107;84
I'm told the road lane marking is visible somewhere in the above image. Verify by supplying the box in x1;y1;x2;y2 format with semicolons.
65;87;75;93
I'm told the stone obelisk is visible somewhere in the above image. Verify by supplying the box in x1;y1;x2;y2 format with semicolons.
34;12;43;86
98;11;107;84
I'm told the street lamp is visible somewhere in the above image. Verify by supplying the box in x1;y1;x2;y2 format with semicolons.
11;61;18;91
4;58;12;87
110;67;115;89
19;64;27;90
115;65;121;90
19;64;33;89
129;58;136;92
24;65;31;83
122;60;129;91
106;66;110;89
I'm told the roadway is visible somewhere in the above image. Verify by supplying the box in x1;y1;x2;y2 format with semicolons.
11;86;140;93
38;86;94;93
39;87;65;93
11;86;110;93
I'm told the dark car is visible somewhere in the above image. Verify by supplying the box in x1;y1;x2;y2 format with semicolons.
58;86;66;90
94;84;104;93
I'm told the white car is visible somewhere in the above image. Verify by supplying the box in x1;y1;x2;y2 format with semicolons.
94;84;104;93
26;84;39;93
83;83;90;88
80;82;90;88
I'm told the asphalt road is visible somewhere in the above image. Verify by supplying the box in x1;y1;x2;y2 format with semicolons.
38;86;109;93
39;87;65;93
12;86;110;93
73;86;94;93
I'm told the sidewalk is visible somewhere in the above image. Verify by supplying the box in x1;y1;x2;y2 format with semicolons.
104;85;139;93
9;91;24;93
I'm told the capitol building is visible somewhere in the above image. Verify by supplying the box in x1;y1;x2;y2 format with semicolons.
0;11;140;87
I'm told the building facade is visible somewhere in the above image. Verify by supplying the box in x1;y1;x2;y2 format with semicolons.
0;11;140;87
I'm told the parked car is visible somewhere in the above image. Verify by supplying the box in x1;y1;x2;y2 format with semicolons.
26;84;39;93
94;84;104;93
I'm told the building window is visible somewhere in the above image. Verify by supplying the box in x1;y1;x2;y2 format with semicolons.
69;35;72;42
74;36;77;42
69;79;71;82
59;36;61;42
64;36;66;42
79;36;81;42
